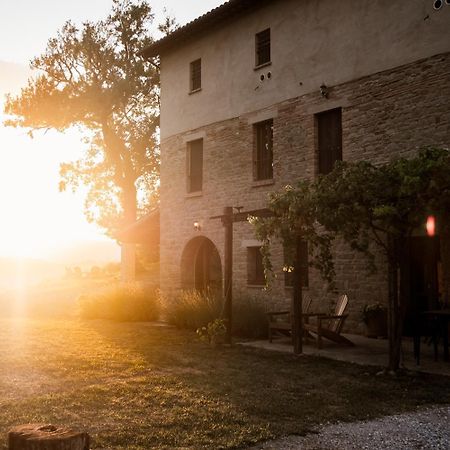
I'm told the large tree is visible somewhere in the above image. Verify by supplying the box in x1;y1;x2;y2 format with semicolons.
4;0;166;237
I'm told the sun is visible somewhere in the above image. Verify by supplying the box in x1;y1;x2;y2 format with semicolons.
0;106;112;261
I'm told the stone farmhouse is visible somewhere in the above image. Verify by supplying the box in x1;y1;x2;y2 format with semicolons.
140;0;450;334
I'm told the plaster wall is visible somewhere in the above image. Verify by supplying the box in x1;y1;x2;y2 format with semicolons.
160;0;450;140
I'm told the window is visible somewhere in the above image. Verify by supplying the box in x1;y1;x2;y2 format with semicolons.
254;119;273;181
317;108;342;175
190;59;201;92
255;28;271;66
247;246;265;285
187;139;203;193
284;240;309;288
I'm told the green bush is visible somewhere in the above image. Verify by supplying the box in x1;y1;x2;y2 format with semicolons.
232;293;268;339
78;284;159;322
164;289;222;330
165;289;268;339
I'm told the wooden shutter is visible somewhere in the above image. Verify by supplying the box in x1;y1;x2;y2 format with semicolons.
317;108;342;175
190;59;201;91
255;28;271;66
247;247;265;285
188;139;203;192
254;119;273;180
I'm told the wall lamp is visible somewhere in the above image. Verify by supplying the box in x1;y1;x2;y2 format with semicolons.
194;221;201;231
320;84;329;98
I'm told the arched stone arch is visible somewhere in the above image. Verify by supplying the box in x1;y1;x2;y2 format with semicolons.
180;237;222;295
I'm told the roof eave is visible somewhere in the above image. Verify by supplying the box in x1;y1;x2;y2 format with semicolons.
141;0;274;59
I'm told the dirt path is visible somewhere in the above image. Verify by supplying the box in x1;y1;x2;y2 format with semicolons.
248;405;450;449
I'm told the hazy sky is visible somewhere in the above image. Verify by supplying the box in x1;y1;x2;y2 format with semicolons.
0;0;224;63
0;1;223;261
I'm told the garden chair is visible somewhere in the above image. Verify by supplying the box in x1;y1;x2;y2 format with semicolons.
303;293;354;349
267;294;312;342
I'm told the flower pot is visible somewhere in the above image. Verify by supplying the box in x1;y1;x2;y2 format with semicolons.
365;309;387;338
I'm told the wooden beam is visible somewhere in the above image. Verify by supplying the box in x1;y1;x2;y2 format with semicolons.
222;206;233;344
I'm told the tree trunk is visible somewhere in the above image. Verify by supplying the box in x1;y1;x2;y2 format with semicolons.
292;236;303;354
8;424;89;450
121;180;137;282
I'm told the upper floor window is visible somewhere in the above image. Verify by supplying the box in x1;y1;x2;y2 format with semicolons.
187;139;203;193
255;28;271;67
254;119;273;181
317;108;342;175
247;246;265;285
190;59;201;92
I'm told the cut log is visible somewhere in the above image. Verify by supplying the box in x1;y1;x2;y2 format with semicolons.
8;424;90;450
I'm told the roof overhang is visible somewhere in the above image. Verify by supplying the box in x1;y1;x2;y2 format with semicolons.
116;210;160;245
141;0;275;59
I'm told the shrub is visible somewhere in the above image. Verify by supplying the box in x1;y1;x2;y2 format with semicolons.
78;284;159;322
232;293;268;339
164;289;222;330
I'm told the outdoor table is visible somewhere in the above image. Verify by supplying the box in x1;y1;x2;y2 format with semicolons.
415;309;450;364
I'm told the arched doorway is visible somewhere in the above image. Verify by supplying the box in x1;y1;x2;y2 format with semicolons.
180;237;222;295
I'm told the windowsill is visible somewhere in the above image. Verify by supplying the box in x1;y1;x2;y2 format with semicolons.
189;88;202;95
185;191;203;198
254;61;272;71
252;178;274;188
285;286;309;290
247;283;266;289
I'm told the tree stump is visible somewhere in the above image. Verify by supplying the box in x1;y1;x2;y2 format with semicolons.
8;424;90;450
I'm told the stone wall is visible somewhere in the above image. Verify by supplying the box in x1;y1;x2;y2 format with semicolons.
159;52;450;334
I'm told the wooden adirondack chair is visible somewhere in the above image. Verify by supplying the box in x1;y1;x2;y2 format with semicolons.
303;293;354;349
267;294;312;342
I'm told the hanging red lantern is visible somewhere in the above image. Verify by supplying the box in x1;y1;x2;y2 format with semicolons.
426;215;436;237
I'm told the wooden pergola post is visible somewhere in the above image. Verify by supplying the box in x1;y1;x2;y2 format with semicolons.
292;235;304;354
211;207;272;346
222;206;233;344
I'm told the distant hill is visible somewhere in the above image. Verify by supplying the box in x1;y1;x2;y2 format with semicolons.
47;240;121;267
0;240;120;290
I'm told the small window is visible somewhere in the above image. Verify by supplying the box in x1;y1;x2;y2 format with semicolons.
254;119;273;181
255;28;271;67
190;59;201;92
187;139;203;193
284;240;309;288
247;246;265;285
317;108;342;175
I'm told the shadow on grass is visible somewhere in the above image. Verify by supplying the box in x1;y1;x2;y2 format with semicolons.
0;319;449;449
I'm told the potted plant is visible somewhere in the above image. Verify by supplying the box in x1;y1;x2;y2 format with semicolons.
362;303;387;338
196;318;227;347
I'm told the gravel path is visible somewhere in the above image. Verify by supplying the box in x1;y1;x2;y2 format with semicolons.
248;406;450;449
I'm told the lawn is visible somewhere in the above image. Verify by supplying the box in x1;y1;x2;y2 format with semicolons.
0;318;449;449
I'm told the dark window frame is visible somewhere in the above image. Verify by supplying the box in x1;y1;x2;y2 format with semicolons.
255;28;271;67
190;58;202;92
253;119;274;181
284;240;309;288
316;107;342;175
247;246;265;286
187;139;203;193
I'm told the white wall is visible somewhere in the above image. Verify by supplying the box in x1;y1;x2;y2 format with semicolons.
160;0;450;139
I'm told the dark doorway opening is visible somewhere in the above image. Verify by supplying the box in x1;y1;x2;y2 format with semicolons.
181;237;222;296
403;236;441;336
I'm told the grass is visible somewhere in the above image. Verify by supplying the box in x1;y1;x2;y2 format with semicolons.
0;318;449;449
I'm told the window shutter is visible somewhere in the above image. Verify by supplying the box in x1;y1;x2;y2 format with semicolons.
317;108;342;175
187;139;203;192
255;28;271;66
